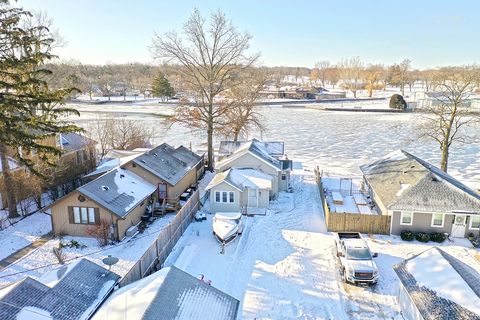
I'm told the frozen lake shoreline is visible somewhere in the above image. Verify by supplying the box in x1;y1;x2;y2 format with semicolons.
68;104;480;189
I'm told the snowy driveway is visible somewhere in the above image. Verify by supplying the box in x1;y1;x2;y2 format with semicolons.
165;172;351;319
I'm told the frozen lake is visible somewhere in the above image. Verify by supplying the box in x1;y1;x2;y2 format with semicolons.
69;104;480;189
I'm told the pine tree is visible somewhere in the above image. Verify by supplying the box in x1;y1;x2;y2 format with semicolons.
151;71;174;101
0;1;82;218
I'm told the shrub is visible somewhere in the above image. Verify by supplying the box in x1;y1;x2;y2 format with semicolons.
85;218;110;247
389;94;407;110
400;230;414;241
415;232;430;243
430;232;446;243
52;244;65;264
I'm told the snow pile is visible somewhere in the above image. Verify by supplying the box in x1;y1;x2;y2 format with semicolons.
406;248;480;316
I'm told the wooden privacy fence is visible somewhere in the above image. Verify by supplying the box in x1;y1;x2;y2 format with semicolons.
314;167;391;235
118;190;200;287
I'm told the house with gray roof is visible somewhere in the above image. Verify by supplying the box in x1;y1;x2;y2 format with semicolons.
215;139;292;197
206;168;273;213
219;140;285;158
93;266;239;320
393;247;480;320
46;168;156;241
122;143;204;203
360;150;480;237
0;259;119;320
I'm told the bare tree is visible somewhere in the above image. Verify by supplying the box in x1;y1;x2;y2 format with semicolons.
87;117;112;160
108;118;154;150
418;67;479;172
325;66;340;88
339;57;364;98
151;9;259;171
364;64;383;97
314;61;331;87
389;59;411;96
218;69;268;141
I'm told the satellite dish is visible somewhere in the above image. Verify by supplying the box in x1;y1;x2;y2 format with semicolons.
102;255;119;270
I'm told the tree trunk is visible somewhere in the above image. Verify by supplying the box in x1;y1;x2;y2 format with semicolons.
401;84;405;96
353;90;357;98
0;144;19;218
233;130;240;142
368;87;373;97
440;144;449;172
207;104;214;172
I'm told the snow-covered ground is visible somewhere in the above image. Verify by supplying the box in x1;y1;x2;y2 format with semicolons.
163;170;479;319
0;213;175;286
0;212;52;261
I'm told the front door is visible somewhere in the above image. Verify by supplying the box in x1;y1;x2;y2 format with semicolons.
451;215;467;237
158;183;167;200
247;189;258;207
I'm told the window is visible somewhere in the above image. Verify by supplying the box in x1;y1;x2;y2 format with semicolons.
73;207;81;224
72;206;96;224
431;213;444;227
282;174;286;181
214;191;234;203
470;215;480;230
400;212;413;225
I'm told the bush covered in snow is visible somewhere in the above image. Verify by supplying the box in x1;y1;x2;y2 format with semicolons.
400;230;414;241
389;94;407;110
429;232;447;243
415;232;430;243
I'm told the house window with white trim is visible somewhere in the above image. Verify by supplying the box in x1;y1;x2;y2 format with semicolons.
431;213;444;227
400;212;413;225
214;191;234;203
470;215;480;230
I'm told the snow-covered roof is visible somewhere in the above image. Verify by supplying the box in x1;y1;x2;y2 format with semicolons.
84;150;144;179
219;140;285;157
93;266;239;320
216;139;283;171
394;247;480;319
0;259;119;320
360;150;480;213
78;168;156;218
131;143;202;186
60;132;96;152
207;168;273;191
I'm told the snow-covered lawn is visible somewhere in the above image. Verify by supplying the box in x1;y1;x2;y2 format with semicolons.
0;212;52;261
0;213;175;286
164;170;479;319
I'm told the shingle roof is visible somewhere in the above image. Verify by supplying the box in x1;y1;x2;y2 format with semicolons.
216;139;283;171
61;133;95;153
219;140;284;157
93;266;239;320
78;168;156;218
131;143;202;186
360;150;480;213
393;247;480;320
0;259;119;320
207;168;273;191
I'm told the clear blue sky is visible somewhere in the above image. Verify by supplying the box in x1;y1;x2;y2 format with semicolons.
18;0;480;69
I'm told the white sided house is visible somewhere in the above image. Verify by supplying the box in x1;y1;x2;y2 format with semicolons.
215;139;291;197
206;168;273;213
361;150;480;238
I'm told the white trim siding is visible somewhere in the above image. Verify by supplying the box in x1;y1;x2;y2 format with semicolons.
470;215;480;230
400;211;414;226
430;213;445;228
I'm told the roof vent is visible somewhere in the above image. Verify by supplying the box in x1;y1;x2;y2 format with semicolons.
120;174;125;178
153;153;158;157
102;186;109;191
140;160;146;164
432;176;439;182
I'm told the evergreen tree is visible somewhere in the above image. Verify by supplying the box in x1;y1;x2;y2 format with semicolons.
151;71;174;101
389;94;407;110
0;1;82;217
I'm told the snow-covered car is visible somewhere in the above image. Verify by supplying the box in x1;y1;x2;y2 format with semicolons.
335;232;379;286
